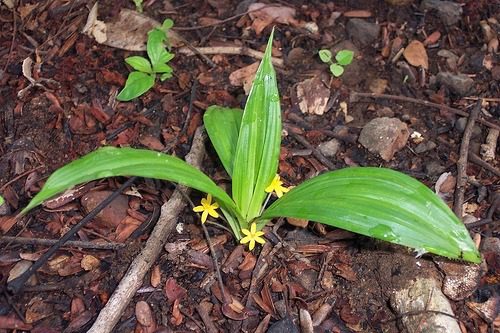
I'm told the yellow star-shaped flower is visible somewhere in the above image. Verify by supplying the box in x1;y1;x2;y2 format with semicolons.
193;194;219;223
265;174;289;198
240;222;265;251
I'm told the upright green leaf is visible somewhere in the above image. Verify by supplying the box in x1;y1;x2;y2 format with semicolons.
21;147;238;217
261;167;481;263
204;106;243;177
335;50;354;66
147;29;168;68
231;29;281;221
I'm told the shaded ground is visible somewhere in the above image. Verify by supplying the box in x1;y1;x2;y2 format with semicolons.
0;1;499;332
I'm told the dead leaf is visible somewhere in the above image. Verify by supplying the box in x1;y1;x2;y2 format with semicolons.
164;278;187;304
170;299;184;326
26;297;53;323
423;31;441;46
136;301;156;330
248;3;298;35
80;255;100;271
343;10;372;17
102;9;181;51
403;40;428;69
81;2;107;44
286;217;308;228
65;310;93;333
229;62;259;95
18;3;38;20
297;75;330;115
150;265;161;288
0;314;32;330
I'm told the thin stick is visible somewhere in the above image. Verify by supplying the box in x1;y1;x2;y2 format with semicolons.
350;92;499;131
0;236;124;250
289;132;335;170
7;177;137;295
173;5;279;31
177;46;284;68
87;127;206;333
468;151;500;177
453;100;482;217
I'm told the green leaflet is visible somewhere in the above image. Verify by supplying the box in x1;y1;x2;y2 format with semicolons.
261;167;481;263
21;147;237;216
204;106;243;177
117;72;155;101
231;29;281;221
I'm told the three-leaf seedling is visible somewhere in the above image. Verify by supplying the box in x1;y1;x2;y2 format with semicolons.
19;32;480;264
117;19;175;101
319;49;354;77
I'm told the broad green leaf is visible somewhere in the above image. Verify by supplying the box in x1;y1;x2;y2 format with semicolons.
21;147;238;218
204;106;243;177
117;72;155;101
153;62;173;74
261;167;481;263
335;50;354;66
147;29;167;68
232;29;281;221
330;63;344;77
318;49;332;63
125;56;152;73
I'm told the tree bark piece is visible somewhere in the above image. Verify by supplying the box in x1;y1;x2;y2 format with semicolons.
87;127;207;333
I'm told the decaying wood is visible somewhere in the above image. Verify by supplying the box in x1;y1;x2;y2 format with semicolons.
87;127;207;333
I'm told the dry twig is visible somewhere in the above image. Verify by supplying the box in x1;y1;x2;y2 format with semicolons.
87;127;207;333
453;100;482;218
350;92;499;131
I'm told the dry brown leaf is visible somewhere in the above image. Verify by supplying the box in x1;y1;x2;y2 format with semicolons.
286;217;308;228
423;31;441;46
229;62;259;95
297;75;331;115
164;278;187;303
26;297;53;323
80;255;100;271
170;299;184;326
136;301;156;329
248;3;298;35
403;40;428;69
150;265;161;288
343;10;372;17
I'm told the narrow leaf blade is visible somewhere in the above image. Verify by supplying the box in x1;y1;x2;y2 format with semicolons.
22;147;237;216
261;167;480;263
204;106;243;177
232;29;281;221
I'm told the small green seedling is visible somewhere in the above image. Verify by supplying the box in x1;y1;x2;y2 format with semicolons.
319;49;354;77
21;31;480;263
0;195;4;206
132;0;143;12
117;19;175;101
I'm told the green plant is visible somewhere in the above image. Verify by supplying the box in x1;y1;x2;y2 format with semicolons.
116;19;174;101
319;49;354;77
132;0;143;12
20;31;480;263
0;195;4;206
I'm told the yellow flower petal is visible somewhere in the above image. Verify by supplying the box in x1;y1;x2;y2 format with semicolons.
248;239;256;251
193;205;204;212
240;235;251;244
255;236;265;244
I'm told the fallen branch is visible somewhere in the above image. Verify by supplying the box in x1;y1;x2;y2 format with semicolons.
0;236;124;250
87;126;207;333
350;92;500;131
177;46;284;68
454;100;482;218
